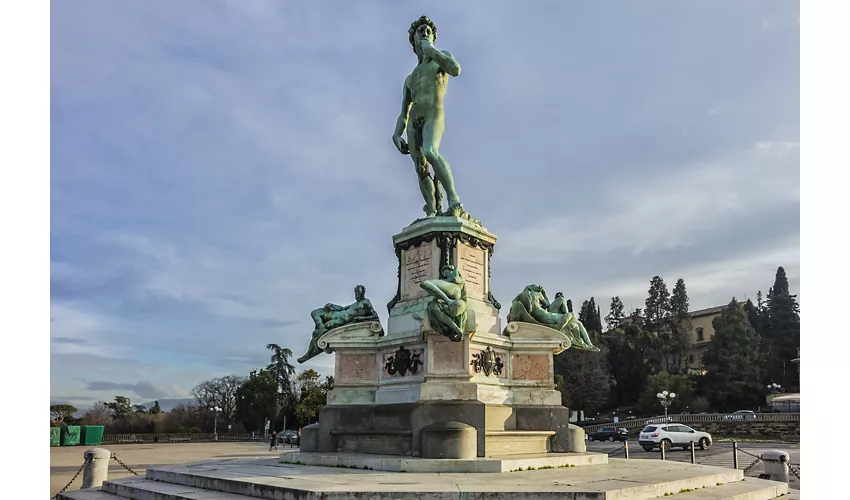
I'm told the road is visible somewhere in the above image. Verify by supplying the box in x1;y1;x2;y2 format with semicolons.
586;440;800;490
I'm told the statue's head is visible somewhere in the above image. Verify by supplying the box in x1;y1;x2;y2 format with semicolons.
555;292;564;299
441;263;459;281
354;284;366;301
409;15;437;53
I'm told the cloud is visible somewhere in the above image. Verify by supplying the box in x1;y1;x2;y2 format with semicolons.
498;141;799;261
84;380;181;400
50;1;799;404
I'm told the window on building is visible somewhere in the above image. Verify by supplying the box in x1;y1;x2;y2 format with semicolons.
688;354;694;363
696;327;704;342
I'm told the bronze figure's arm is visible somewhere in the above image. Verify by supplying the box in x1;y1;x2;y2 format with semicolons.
392;77;412;154
420;39;461;77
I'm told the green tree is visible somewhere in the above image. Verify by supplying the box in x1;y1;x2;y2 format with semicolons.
644;276;671;331
266;343;296;413
604;296;625;330
150;401;162;414
105;396;132;421
602;322;658;406
665;278;693;374
50;404;78;425
553;345;611;414
763;267;800;390
638;371;694;415
701;299;764;411
320;375;335;397
235;369;278;433
294;369;325;426
133;404;148;415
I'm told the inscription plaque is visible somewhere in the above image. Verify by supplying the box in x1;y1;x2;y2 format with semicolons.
402;243;433;299
458;243;486;299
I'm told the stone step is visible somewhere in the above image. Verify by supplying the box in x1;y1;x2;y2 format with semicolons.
55;487;122;500
135;457;782;499
484;430;555;456
101;475;255;499
658;477;789;499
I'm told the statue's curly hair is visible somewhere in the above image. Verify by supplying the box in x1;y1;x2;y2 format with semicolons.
408;15;437;52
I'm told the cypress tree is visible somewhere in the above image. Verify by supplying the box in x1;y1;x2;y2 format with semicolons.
764;267;800;390
605;297;625;331
702;299;764;411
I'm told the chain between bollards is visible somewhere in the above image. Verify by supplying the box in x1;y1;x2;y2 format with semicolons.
52;455;91;499
111;452;140;475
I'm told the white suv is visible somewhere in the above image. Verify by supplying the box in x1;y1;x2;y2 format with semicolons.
638;423;712;452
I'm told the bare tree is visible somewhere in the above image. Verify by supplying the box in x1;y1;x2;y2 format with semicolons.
191;375;246;431
81;401;111;426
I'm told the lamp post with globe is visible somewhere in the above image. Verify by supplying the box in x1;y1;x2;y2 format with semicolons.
767;383;782;396
657;391;676;418
210;406;222;440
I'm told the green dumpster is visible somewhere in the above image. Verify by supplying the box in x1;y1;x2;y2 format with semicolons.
50;427;60;447
61;426;81;446
81;426;104;446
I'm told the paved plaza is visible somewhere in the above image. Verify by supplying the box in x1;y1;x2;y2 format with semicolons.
50;441;284;497
52;441;799;498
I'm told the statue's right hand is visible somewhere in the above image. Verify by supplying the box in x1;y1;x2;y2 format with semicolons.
393;134;409;155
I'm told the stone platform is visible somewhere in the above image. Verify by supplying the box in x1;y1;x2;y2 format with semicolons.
58;456;790;500
279;449;608;473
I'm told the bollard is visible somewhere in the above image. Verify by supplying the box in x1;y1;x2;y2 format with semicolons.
732;442;739;469
660;443;666;461
82;448;111;489
760;450;790;483
690;442;696;464
624;441;629;459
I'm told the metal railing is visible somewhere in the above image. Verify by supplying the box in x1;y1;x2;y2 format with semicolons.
101;432;265;443
580;412;799;433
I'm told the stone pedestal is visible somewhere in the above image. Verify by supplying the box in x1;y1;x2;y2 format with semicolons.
310;217;582;457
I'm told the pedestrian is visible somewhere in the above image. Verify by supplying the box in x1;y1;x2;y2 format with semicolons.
269;430;278;451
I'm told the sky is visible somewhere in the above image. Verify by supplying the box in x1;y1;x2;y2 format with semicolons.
50;0;800;410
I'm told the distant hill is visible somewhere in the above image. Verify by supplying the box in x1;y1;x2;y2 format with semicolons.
138;398;195;412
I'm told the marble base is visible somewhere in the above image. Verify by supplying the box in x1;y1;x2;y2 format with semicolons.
279;450;608;473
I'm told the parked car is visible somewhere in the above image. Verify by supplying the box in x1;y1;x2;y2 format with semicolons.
279;430;300;445
638;424;712;452
587;426;629;442
724;410;756;420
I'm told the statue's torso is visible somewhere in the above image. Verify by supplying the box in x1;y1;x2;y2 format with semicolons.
408;58;448;113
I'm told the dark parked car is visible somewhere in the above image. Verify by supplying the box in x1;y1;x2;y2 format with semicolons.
587;426;628;442
279;430;300;446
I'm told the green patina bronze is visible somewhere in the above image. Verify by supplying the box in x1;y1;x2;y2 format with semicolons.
393;16;478;224
298;285;380;363
507;285;600;352
421;264;468;342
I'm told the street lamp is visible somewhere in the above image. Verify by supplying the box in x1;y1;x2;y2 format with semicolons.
210;406;222;436
656;391;676;418
767;383;782;396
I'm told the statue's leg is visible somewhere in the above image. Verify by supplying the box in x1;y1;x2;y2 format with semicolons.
421;116;461;210
427;301;463;341
409;117;437;217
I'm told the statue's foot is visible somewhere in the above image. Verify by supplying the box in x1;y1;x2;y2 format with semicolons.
441;203;481;226
449;332;462;342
